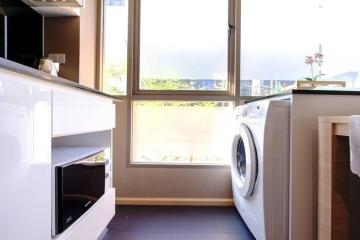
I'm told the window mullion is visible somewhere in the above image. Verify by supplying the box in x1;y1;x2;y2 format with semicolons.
234;0;241;99
228;0;236;97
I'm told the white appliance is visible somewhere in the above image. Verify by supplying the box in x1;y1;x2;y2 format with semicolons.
231;99;290;240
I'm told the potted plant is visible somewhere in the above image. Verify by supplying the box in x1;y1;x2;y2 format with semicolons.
282;51;346;91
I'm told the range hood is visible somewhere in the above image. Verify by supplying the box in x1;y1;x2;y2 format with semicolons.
22;0;84;16
23;0;84;8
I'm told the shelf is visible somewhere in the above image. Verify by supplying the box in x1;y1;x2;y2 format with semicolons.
30;7;80;17
52;147;106;167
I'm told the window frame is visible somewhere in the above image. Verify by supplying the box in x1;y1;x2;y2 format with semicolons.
129;0;238;97
99;0;255;167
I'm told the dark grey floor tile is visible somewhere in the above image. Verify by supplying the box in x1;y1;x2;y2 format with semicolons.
107;219;129;232
126;219;177;233
214;215;249;233
171;233;223;240
171;233;254;240
104;232;172;240
127;218;216;233
169;220;217;233
105;206;255;239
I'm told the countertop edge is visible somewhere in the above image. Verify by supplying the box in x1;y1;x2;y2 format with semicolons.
246;89;360;104
245;92;292;104
0;58;123;101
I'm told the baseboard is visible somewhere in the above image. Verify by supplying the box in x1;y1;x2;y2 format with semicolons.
115;197;234;206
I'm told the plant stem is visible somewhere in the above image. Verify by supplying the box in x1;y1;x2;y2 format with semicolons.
311;63;314;80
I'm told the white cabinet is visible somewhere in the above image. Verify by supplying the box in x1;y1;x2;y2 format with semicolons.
0;71;52;240
52;89;115;137
0;68;115;240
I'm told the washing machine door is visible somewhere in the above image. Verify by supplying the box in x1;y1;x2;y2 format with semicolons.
232;124;257;198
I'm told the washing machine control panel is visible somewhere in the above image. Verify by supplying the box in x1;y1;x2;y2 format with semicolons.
235;102;268;119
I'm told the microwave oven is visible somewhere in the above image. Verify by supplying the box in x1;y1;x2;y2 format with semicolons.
54;149;110;235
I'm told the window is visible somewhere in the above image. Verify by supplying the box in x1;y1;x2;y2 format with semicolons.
240;0;321;96
101;0;358;165
103;0;128;95
138;0;230;92
319;0;360;87
132;101;233;164
102;0;237;166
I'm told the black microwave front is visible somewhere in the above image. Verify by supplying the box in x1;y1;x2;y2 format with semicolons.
54;150;109;235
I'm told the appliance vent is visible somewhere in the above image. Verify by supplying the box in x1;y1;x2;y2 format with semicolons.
22;0;84;8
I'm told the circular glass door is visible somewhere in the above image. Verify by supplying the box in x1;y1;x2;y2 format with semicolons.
236;137;247;182
231;124;257;197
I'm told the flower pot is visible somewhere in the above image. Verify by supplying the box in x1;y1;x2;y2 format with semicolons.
281;80;346;92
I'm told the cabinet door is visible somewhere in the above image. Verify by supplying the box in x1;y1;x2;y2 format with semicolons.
52;89;115;137
0;69;52;240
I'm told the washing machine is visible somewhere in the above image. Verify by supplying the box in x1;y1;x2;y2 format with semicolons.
231;99;290;240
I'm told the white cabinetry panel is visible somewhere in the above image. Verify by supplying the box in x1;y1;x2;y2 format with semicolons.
52;90;115;137
0;70;52;240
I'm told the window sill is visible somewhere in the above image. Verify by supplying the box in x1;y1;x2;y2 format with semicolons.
127;162;231;169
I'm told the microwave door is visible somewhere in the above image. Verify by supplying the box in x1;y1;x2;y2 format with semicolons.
55;158;105;234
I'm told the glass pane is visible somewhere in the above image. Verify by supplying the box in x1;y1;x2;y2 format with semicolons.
103;0;128;95
139;0;228;91
319;0;360;87
132;101;233;164
236;137;246;181
240;0;322;96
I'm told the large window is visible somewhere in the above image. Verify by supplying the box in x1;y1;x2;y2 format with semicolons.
101;0;359;166
102;0;236;166
138;0;230;92
132;101;233;164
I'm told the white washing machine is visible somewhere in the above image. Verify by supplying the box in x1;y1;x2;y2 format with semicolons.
231;99;290;240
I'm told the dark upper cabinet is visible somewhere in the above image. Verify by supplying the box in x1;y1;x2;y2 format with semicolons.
0;0;43;68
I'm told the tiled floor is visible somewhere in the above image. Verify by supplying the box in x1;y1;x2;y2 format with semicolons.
103;205;255;240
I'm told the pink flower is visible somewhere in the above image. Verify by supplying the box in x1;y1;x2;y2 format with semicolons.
315;52;324;59
305;56;314;64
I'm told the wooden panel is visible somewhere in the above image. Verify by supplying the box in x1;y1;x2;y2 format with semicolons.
44;17;80;83
319;116;350;125
318;118;351;240
335;123;349;137
318;122;334;240
79;0;98;88
332;136;349;238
